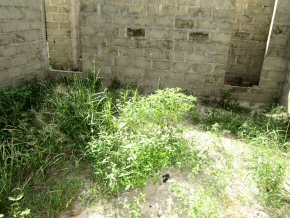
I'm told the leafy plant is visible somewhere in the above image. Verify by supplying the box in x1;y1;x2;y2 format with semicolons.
0;190;30;218
87;88;198;194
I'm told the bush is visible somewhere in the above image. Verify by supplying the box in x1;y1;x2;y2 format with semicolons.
87;89;198;194
0;74;107;215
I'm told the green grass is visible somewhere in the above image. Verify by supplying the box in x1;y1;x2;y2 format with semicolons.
170;182;222;217
0;75;200;217
0;75;289;217
87;88;198;194
0;74;105;217
192;100;290;211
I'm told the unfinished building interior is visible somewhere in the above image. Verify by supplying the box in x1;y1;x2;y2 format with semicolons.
0;0;290;109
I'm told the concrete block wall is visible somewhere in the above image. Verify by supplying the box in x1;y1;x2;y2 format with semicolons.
45;0;73;69
225;0;275;87
280;2;290;110
260;0;290;102
1;0;289;107
0;0;48;87
232;0;290;104
282;50;290;110
80;0;236;96
79;0;290;104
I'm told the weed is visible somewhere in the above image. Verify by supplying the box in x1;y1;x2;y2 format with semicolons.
1;73;289;216
253;146;288;208
0;75;200;216
219;90;239;109
87;88;198;194
0;73;105;215
192;104;290;211
122;193;146;217
109;77;125;90
170;182;221;218
117;88;195;129
24;165;84;218
0;190;30;218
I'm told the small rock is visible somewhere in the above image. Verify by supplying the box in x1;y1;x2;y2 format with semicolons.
162;174;170;183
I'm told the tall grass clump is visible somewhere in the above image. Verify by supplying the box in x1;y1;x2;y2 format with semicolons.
0;83;48;213
40;74;107;147
238;108;290;208
87;88;198;194
0;74;110;216
0;75;200;216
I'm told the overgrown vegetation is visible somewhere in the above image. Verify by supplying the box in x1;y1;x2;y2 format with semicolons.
0;75;104;217
193;94;290;210
0;75;199;217
0;76;289;217
87;88;198;194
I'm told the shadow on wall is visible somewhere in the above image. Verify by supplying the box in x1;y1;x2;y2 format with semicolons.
281;74;290;112
285;76;290;113
287;91;290;112
224;0;276;87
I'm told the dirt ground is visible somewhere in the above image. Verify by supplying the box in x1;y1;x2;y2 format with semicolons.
59;128;290;218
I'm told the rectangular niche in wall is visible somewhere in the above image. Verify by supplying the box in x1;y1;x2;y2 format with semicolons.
224;0;276;87
189;32;209;42
127;28;145;38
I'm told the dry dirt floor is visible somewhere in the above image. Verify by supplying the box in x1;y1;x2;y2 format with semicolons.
59;126;290;218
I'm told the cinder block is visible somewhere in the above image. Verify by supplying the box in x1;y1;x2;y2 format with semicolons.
237;56;253;65
0;34;11;46
121;48;143;57
207;54;228;64
186;52;206;63
169;51;184;61
144;49;168;59
0;58;11;70
12;55;28;67
147;29;168;39
75;0;290;105
174;41;195;51
175;18;194;29
171;62;189;71
212;32;231;43
0;0;13;6
152;60;171;70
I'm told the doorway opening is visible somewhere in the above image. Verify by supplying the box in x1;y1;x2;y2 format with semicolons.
44;0;81;71
224;0;278;87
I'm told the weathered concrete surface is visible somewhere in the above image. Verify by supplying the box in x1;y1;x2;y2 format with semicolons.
279;0;290;111
0;0;48;87
225;0;275;87
232;0;290;105
280;48;290;111
1;0;289;107
77;0;290;104
80;0;235;98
